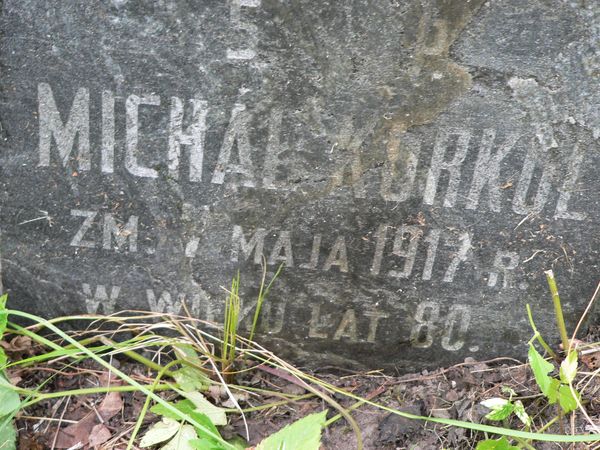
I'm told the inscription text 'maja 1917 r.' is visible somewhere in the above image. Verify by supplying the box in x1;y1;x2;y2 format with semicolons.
0;0;599;371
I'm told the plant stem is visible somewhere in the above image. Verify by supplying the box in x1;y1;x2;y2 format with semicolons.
513;437;536;450
127;359;182;450
324;398;368;427
20;384;174;407
536;416;558;433
98;336;177;378
526;304;558;361
225;393;315;414
545;270;570;355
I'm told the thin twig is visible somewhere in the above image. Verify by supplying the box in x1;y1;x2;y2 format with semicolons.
50;396;70;450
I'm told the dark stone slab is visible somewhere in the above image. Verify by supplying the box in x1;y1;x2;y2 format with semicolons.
1;0;599;371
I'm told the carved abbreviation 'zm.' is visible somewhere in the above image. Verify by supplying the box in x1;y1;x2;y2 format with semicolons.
70;210;138;252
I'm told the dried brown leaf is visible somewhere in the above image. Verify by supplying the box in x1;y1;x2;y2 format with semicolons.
89;424;112;447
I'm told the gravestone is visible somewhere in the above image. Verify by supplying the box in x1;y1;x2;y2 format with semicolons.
0;0;598;371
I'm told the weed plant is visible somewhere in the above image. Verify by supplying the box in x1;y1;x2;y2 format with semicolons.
0;270;598;449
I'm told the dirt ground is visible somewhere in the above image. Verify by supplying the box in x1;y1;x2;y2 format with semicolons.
9;328;600;450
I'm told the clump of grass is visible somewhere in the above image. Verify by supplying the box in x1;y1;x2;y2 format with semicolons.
221;271;241;379
248;261;284;343
0;272;599;449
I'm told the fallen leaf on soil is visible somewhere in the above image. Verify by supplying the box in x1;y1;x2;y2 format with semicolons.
17;433;45;450
207;384;226;402
7;373;22;385
0;335;33;354
581;350;600;370
89;424;112;447
54;413;98;448
445;389;459;402
97;391;123;419
221;397;238;409
54;392;123;448
98;373;124;387
280;383;306;396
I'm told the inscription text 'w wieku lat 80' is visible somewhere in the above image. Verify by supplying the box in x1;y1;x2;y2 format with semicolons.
0;0;598;370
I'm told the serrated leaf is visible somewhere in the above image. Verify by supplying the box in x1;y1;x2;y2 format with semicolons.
140;417;180;447
256;410;327;450
558;384;579;413
0;417;17;450
476;437;519;450
183;392;227;426
174;367;211;393
161;424;198;450
528;345;554;397
485;402;514;421
513;400;531;427
560;351;578;384
480;398;514;422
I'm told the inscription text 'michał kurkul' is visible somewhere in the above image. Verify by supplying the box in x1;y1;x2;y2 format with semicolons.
37;83;587;221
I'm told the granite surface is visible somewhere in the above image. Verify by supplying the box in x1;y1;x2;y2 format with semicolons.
0;0;598;370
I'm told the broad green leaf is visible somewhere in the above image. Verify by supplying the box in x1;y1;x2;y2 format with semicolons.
558;384;579;413
0;375;20;416
476;437;519;450
0;294;8;338
174;367;211;392
547;378;561;404
560;351;578;384
174;344;202;365
140;417;180;447
513;400;531;427
0;417;17;450
183;392;227;426
189;438;230;450
186;414;227;450
152;399;198;420
485;402;514;422
528;345;554;397
150;399;226;449
179;408;224;448
187;411;222;442
0;348;7;368
161;424;198;450
256;410;327;450
480;398;514;422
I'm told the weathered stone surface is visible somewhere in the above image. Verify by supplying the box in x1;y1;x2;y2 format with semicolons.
0;0;599;371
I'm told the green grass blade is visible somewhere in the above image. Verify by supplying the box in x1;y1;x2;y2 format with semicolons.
6;309;237;450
